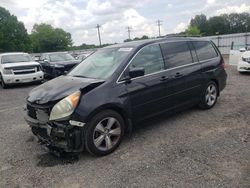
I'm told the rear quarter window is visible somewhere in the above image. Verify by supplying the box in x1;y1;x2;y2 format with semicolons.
160;41;193;68
192;41;218;61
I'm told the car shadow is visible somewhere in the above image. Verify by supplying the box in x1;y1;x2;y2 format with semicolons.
34;106;200;167
36;152;80;167
1;81;44;90
129;106;198;135
239;72;250;76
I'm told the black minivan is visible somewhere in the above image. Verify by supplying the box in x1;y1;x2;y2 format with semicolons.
25;37;227;156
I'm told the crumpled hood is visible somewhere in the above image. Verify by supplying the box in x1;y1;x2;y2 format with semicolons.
3;61;40;68
242;51;250;58
27;76;105;104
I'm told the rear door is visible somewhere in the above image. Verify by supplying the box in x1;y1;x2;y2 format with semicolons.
181;41;203;103
160;41;196;108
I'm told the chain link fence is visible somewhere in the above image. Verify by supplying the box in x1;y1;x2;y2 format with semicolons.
202;32;250;55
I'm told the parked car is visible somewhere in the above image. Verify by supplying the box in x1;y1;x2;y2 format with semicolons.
39;52;81;78
237;47;250;73
25;37;227;156
32;55;41;62
0;52;44;88
76;52;94;61
229;44;248;66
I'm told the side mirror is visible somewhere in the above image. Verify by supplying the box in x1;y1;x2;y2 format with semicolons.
129;67;145;79
239;48;246;52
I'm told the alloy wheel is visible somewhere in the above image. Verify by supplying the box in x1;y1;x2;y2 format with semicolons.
205;84;217;106
93;117;121;151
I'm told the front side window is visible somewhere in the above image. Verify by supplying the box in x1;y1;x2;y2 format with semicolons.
1;54;32;64
129;44;164;75
161;41;193;68
49;53;75;62
192;41;218;61
69;48;131;80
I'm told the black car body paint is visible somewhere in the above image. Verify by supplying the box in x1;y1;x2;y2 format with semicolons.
25;37;227;154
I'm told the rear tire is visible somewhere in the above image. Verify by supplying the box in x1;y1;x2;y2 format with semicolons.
199;81;218;109
0;74;7;89
84;110;125;156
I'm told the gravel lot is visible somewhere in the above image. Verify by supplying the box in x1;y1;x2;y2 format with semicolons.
1;60;250;188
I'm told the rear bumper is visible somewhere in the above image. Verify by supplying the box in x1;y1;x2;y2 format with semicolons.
2;71;44;84
24;114;84;153
217;69;227;93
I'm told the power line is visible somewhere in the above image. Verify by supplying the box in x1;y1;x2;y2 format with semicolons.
96;24;102;46
156;20;163;37
126;26;132;40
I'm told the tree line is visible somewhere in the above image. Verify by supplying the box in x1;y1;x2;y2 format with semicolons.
184;13;250;36
1;6;250;53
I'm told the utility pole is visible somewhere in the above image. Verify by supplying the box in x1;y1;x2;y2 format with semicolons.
126;26;132;40
96;24;102;46
156;20;163;37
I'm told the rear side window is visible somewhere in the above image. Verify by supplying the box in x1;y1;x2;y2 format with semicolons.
192;41;218;61
129;44;165;75
160;41;193;69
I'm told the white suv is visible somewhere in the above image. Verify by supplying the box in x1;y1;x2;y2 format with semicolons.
0;53;44;88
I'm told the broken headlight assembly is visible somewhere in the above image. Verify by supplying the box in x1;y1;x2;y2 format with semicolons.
49;91;81;121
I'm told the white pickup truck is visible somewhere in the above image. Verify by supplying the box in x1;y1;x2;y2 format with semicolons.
0;52;44;88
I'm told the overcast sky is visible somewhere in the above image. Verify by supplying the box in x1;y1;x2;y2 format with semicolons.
1;0;250;45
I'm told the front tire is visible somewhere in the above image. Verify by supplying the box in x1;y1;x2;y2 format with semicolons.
199;81;218;109
84;110;125;156
0;74;7;89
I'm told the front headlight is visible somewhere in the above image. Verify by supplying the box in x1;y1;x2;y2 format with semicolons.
49;91;81;121
3;68;12;75
242;57;250;62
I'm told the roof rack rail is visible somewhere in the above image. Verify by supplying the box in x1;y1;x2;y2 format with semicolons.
164;34;201;38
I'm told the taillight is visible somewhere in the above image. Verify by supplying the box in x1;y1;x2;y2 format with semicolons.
220;58;227;69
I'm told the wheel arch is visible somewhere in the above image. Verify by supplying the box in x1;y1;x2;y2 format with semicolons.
211;78;220;96
85;104;133;133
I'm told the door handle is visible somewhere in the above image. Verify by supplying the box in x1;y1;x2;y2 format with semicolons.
174;72;183;78
160;76;168;81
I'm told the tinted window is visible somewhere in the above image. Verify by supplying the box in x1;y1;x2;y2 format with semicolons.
192;41;218;61
161;41;193;68
129;44;164;75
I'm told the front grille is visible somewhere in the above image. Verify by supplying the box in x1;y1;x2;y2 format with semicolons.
26;103;51;123
11;66;37;70
6;65;38;75
14;70;36;75
27;104;37;119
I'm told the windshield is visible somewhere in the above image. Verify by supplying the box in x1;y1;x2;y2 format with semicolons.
49;53;75;62
1;54;32;64
69;47;132;80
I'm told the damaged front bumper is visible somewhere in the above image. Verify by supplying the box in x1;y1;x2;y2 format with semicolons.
25;114;85;153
